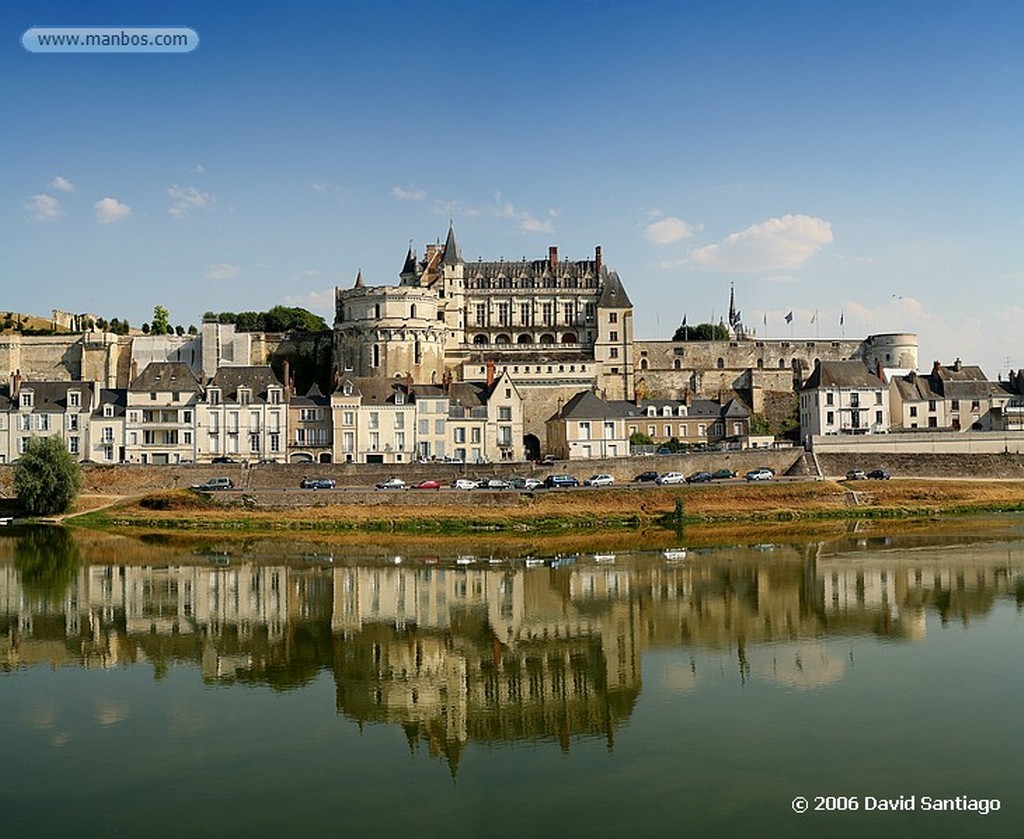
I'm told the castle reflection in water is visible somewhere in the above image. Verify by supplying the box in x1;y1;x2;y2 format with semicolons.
2;529;1023;768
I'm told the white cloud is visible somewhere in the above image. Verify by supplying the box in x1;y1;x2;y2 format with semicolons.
50;176;75;192
194;163;205;173
301;269;320;277
26;193;63;222
284;288;334;317
311;181;330;193
690;214;833;272
645;216;696;245
392;185;427;201
94;197;131;224
205;262;240;281
167;185;214;218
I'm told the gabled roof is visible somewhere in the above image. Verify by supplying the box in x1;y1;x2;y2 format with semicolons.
401;246;417;277
336;376;415;406
206;366;284;402
932;363;1006;400
130;361;201;392
892;372;941;402
597;269;632;308
801;361;881;391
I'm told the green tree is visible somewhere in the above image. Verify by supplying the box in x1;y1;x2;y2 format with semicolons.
141;322;150;334
14;435;83;516
673;322;730;341
187;324;198;335
152;305;171;335
629;431;654;446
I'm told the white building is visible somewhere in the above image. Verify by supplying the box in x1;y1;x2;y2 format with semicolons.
196;366;287;463
799;360;891;448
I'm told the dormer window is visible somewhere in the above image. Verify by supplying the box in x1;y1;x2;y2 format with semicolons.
647;406;656;417
395;391;405;405
69;391;81;408
209;389;220;405
21;392;33;409
662;406;672;417
103;404;114;418
343;382;353;396
269;389;281;405
239;388;251;405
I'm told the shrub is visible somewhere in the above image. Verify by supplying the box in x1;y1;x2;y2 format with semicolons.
14;436;83;516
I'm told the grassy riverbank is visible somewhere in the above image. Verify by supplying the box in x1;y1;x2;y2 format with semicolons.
67;478;1024;536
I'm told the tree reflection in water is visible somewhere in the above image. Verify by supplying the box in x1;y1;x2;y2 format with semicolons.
14;526;81;607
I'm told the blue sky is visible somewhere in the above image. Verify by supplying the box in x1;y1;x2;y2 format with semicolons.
4;0;1022;377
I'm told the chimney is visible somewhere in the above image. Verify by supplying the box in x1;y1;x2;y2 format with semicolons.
683;387;691;407
12;370;21;399
486;359;495;388
954;357;962;372
131;360;138;383
932;360;941;376
549;246;558;269
595;245;602;273
426;243;436;260
283;359;291;398
442;369;453;395
406;371;414;398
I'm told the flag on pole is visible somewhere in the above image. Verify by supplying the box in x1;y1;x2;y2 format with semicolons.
840;312;844;326
785;311;793;324
763;312;767;326
681;314;687;327
810;310;817;324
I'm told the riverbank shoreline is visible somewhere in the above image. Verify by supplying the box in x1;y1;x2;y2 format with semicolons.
60;478;1024;535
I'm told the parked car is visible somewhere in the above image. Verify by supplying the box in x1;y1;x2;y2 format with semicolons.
544;474;580;489
846;469;867;481
452;478;477;491
211;456;235;464
191;477;234;491
867;469;892;480
634;471;659;483
510;476;544;490
584;474;615;487
711;469;737;480
375;477;406;490
541;454;557;465
483;478;512;490
412;479;442;490
300;477;336;490
656;472;687;485
686;471;713;484
744;468;774;482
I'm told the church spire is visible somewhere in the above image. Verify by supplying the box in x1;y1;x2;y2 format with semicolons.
400;244;417;285
728;282;737;326
354;270;364;289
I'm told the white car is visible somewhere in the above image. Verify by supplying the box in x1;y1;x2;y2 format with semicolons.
375;477;406;490
584;474;615;487
656;472;687;485
452;478;477;490
744;468;774;482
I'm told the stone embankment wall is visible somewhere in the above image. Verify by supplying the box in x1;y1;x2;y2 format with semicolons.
816;452;1024;480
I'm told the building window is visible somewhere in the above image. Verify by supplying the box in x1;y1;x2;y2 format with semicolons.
610;348;618;358
454;427;466;444
928;417;938;428
609;312;618;324
826;411;835;425
103;404;114;418
372;344;380;367
68;437;79;455
971;400;980;412
419;420;429;435
270;433;280;452
826;392;834;406
368;412;379;429
579;421;591;440
609;331;618;342
928;400;936;412
343;411;355;426
470;428;481;444
435;419;445;435
68;414;79;431
209;390;220;405
499;406;512;421
395;413;405;429
909;406;918;417
150;392;157;401
69;391;80;408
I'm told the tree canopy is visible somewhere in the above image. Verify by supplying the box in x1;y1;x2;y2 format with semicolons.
673;322;730;341
202;305;327;333
14;435;83;516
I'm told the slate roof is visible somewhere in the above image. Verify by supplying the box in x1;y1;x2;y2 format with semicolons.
130;361;201;392
597;270;632;308
290;383;328;407
13;380;95;412
891;373;942;402
932;364;1006;400
206;366;284;402
547;390;632;422
801;361;882;391
92;388;127;418
336;376;414;406
441;224;463;266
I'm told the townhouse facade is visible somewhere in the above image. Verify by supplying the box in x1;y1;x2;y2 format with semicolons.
799;361;892;448
196;366;288;463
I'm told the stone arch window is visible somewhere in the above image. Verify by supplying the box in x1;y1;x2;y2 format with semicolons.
517;334;533;344
757;358;763;369
539;333;555;345
662;406;672;417
561;332;577;344
373;344;380;367
673;359;681;370
717;358;725;369
779;358;786;368
495;333;511;345
410;304;417;319
473;334;488;345
640;358;648;371
374;304;381;320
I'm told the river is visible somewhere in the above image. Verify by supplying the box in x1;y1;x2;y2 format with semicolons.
2;519;1023;837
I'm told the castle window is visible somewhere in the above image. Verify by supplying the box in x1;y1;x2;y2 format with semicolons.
561;333;577;344
717;358;724;369
410;304;417;319
473;334;488;345
640;359;648;371
779;359;786;368
374;305;381;320
674;359;681;370
373;345;380;367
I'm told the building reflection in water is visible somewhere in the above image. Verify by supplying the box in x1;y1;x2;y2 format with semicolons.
2;530;1022;768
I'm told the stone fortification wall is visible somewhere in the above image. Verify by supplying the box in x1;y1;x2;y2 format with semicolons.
811;431;1024;455
0;334;85;383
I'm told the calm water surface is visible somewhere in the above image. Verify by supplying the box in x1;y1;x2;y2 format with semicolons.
2;522;1024;838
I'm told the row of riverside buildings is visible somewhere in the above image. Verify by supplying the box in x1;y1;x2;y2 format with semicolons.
2;225;1022;465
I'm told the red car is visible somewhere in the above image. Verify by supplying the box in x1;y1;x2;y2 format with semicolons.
412;479;442;490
